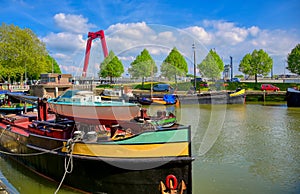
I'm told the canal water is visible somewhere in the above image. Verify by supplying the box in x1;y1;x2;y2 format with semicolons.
0;103;299;194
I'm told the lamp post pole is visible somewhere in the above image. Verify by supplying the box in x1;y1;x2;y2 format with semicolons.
52;57;54;73
230;56;233;80
192;43;196;91
49;52;54;74
25;61;27;85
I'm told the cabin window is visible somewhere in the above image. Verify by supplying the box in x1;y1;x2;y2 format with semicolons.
50;77;56;82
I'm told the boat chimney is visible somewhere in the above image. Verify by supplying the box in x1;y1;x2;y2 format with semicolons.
37;98;48;121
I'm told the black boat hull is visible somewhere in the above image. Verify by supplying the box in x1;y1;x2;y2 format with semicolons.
178;93;245;105
286;88;300;107
0;128;193;194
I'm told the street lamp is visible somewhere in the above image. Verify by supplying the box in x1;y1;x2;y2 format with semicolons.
25;61;27;85
192;43;196;91
49;51;54;74
230;56;233;81
52;57;54;73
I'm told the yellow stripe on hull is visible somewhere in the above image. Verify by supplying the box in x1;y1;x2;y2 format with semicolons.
229;89;245;97
62;142;189;158
152;100;167;105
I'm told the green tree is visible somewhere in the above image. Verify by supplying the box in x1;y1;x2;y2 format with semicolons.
0;23;58;83
198;49;224;80
287;44;300;75
239;49;273;83
128;49;157;86
47;55;61;74
161;47;188;81
99;50;124;83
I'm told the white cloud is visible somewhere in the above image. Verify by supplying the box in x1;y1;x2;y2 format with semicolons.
106;22;155;42
54;13;96;34
248;29;298;57
183;26;212;44
248;26;260;36
41;31;87;75
106;22;174;56
157;31;176;42
204;19;235;30
148;47;170;55
202;20;263;46
106;22;150;33
43;15;300;75
53;53;68;60
118;56;135;61
42;32;85;52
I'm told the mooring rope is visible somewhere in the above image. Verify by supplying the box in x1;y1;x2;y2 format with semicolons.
54;135;80;194
0;146;63;157
0;128;64;156
0;127;5;139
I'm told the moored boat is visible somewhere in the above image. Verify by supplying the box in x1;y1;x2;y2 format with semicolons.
47;90;141;125
286;87;300;107
137;94;178;106
0;93;36;114
100;88;125;101
178;88;246;104
0;94;193;193
137;96;153;105
0;104;36;114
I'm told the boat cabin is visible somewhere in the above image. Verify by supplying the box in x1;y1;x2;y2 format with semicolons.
30;74;73;98
40;73;72;85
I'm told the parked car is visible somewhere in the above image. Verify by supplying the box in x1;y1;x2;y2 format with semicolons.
153;84;171;92
230;78;240;82
261;84;280;91
190;78;203;83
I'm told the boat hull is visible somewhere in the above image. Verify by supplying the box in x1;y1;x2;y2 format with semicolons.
137;95;178;106
47;101;140;125
138;99;177;106
178;90;246;105
0;125;193;193
286;88;300;107
0;106;35;114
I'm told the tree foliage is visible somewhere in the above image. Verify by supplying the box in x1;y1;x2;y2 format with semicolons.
161;47;188;81
239;49;273;83
0;23;59;82
287;44;300;75
198;49;224;80
99;50;124;82
128;49;157;80
47;55;61;74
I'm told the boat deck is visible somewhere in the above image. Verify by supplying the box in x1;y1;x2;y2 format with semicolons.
0;113;57;137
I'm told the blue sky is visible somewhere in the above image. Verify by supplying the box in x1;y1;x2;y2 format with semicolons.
1;0;299;77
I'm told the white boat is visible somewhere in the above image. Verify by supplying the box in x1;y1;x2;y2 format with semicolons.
47;90;140;125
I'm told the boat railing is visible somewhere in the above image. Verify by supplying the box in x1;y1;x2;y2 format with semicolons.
9;85;30;91
72;84;96;91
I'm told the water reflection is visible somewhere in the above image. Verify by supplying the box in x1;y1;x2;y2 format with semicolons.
0;156;82;194
0;104;299;194
193;104;300;194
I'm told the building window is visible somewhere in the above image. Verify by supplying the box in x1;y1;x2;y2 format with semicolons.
50;77;56;82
